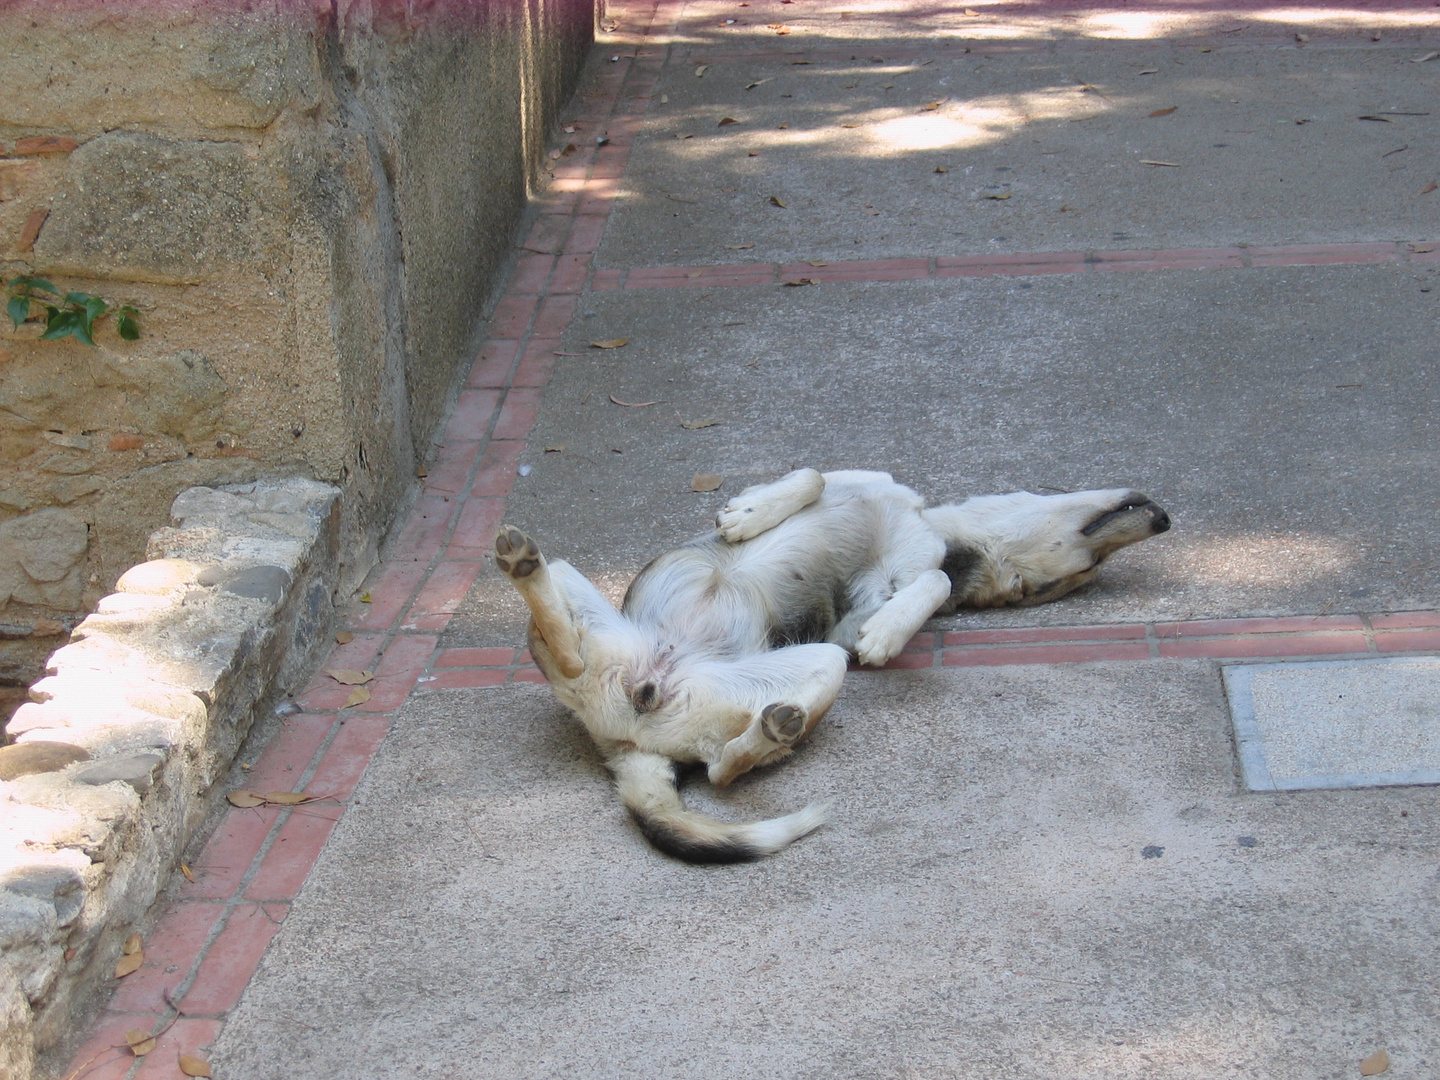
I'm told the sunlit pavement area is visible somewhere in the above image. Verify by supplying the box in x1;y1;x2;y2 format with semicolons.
61;3;1439;1078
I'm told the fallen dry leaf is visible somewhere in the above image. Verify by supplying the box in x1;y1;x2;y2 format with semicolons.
590;338;629;348
1295;32;1309;42
343;685;371;708
748;150;759;156
783;277;818;286
1149;105;1178;117
1138;68;1159;74
544;443;566;453
126;1030;156;1056
327;669;374;685
981;191;1012;199
778;121;790;129
1413;51;1438;62
335;630;355;644
769;195;787;207
263;791;317;805
178;1054;213;1078
806;260;828;267
691;473;724;492
727;242;756;249
359;591;372;603
180;863;196;883
64;948;76;961
718;116;738;126
840;10;855;17
934;165;949;173
840;123;861;128
1360;1049;1389;1076
609;395;660;407
1141;159;1181;167
695;64;709;77
746;79;772;89
921;101;942;111
681;418;721;429
963;7;979;14
226;790;269;808
115;951;145;979
1421;181;1438;194
123;934;142;956
768;23;791;33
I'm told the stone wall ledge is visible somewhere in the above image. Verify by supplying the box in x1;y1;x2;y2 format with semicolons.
0;476;341;1078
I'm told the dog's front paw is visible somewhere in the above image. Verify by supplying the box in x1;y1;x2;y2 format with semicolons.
715;499;764;543
760;702;807;746
854;619;908;667
494;525;542;579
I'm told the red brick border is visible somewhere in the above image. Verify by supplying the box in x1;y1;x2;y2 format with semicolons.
60;1;1440;1072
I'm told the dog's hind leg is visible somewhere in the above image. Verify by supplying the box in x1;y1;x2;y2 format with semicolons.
852;568;951;666
715;468;826;543
701;643;849;787
494;525;585;678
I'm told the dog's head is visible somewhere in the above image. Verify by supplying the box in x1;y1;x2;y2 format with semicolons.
926;488;1171;609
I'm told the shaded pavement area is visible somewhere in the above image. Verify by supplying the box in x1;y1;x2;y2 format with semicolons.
59;3;1439;1079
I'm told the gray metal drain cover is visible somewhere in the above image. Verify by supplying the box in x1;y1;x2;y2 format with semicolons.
1224;656;1440;791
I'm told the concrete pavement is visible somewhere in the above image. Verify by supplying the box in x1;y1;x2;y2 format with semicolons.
56;2;1439;1078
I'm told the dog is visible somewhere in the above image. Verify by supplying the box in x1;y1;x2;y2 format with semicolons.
494;469;1170;863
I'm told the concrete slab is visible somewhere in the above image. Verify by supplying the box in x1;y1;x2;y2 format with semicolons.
208;663;1440;1079
600;43;1440;267
449;261;1440;647
1226;656;1440;791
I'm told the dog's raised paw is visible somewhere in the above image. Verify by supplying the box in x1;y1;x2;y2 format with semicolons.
715;500;761;543
494;525;542;579
760;702;807;745
855;621;906;667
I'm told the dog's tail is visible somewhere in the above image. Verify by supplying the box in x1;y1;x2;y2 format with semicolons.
609;750;827;863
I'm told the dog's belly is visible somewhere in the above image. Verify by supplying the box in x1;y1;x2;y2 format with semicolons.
624;532;873;655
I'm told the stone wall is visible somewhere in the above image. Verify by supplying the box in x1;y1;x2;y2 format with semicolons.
0;0;597;707
1;478;343;1080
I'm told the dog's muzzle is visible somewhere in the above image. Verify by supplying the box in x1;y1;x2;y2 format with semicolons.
1082;496;1171;537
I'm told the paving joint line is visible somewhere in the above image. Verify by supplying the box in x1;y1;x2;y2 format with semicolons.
595;241;1436;290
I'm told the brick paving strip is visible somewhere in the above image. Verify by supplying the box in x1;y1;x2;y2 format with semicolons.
58;5;1440;1077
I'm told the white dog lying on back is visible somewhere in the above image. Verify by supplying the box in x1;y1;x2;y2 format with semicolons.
494;469;1170;863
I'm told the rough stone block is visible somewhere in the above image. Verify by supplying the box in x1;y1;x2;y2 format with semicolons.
115;559;203;596
0;509;89;609
36;132;280;279
72;754;165;793
0;742;90;781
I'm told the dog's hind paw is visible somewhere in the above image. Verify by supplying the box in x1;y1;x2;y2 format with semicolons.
760;702;807;746
494;525;542;579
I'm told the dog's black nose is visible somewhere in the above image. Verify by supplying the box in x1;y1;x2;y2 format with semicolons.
1150;506;1172;533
